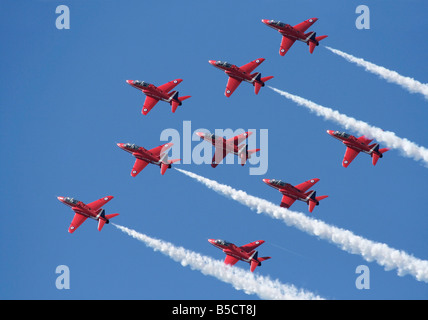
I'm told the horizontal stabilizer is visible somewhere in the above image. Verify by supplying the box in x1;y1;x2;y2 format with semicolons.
309;35;328;54
258;256;271;263
170;95;191;113
171;100;180;113
98;219;106;232
250;256;271;272
248;148;260;155
372;153;380;166
239;148;260;166
316;35;328;42
372;148;389;166
254;81;262;95
309;41;316;54
250;260;259;272
315;195;328;202
308;199;317;213
105;213;119;220
178;95;191;102
168;158;181;165
261;76;274;83
308;195;327;213
160;163;169;175
253;76;274;95
160;159;180;175
98;213;119;231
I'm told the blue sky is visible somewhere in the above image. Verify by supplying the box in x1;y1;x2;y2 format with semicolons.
1;0;427;300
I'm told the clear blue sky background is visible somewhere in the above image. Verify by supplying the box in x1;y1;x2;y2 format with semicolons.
1;0;427;300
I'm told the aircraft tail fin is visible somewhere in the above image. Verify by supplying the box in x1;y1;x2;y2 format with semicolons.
308;35;328;54
170;94;191;113
238;146;260;166
250;256;271;272
372;148;390;166
160;158;180;175
254;76;274;95
98;213;119;231
307;192;328;213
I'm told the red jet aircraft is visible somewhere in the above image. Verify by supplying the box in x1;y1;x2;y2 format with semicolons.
261;18;327;55
57;196;119;233
326;130;390;168
208;239;271;272
263;178;328;213
117;142;180;176
208;58;274;97
126;79;191;115
195;131;260;167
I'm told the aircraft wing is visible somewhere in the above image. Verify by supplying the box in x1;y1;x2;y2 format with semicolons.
279;194;296;209
343;147;360;168
357;135;373;146
225;77;242;97
157;79;183;93
226;132;252;146
279;36;296;56
141;96;160;115
68;213;88;233
293;18;318;33
224;255;240;266
86;196;114;211
239;58;265;74
240;240;265;253
148;142;173;157
294;178;320;193
131;158;149;177
211;148;230;168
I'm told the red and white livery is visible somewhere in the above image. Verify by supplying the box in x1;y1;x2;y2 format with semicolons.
262;18;327;55
208;239;271;272
195;131;260;168
117;142;180;176
327;130;390;168
126;79;191;115
57;196;119;233
263;178;328;213
208;58;273;97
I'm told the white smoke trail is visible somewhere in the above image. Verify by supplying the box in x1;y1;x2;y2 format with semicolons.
325;46;428;100
113;224;324;300
176;168;428;283
269;86;428;167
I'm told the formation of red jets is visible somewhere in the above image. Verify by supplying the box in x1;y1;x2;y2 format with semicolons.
58;17;390;273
